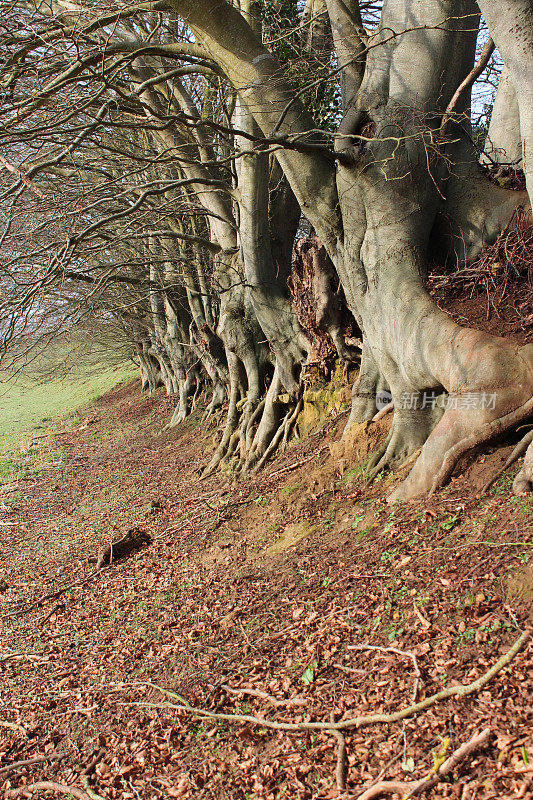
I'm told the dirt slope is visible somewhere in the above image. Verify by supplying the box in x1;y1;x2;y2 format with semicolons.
0;376;532;800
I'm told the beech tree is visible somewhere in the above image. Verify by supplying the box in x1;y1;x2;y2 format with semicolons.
169;0;533;498
1;0;531;497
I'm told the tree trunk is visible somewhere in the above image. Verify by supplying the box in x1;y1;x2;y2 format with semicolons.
477;0;533;204
173;0;533;498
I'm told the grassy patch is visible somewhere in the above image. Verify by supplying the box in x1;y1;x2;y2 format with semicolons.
0;363;137;452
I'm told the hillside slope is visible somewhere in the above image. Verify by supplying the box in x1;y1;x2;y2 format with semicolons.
0;376;532;800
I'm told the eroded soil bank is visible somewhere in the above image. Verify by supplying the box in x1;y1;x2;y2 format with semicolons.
0;368;532;799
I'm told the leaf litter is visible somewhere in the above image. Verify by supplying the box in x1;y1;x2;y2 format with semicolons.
0;378;532;799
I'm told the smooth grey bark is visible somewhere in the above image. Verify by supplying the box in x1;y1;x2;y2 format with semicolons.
482;66;523;166
477;0;533;204
236;100;310;394
172;0;533;499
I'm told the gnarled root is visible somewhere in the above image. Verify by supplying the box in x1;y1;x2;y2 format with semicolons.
251;394;303;474
513;435;533;495
202;354;241;477
391;393;533;502
344;345;387;433
366;402;442;481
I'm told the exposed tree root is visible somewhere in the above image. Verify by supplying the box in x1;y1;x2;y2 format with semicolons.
202;355;241;477
354;728;491;799
428;397;533;497
251;409;291;474
481;428;533;494
513;435;533;495
372;401;394;422
366;405;435;482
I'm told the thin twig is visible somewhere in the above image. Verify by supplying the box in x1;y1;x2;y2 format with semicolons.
125;629;530;733
354;728;491;799
0;754;65;776
351;644;422;701
441;38;495;133
7;781;91;799
220;684;307;708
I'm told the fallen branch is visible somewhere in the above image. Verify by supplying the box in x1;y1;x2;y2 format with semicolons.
354;728;491;799
6;781;91;799
330;713;348;791
128;629;529;733
0;754;65;776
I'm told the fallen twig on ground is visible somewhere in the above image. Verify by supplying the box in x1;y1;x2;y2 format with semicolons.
354;728;491;799
220;684;307;708
127;629;530;733
330;713;348;791
0;754;65;776
351;644;422;701
6;781;91;799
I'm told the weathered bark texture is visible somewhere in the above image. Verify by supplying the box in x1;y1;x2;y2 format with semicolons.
171;0;533;498
477;0;533;203
482;66;523;166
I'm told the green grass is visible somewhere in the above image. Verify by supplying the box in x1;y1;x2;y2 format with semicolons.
0;362;137;452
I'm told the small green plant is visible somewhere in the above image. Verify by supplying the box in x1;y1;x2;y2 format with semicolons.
441;513;459;531
280;484;301;496
381;547;400;563
456;627;476;645
387;623;404;641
